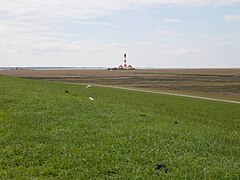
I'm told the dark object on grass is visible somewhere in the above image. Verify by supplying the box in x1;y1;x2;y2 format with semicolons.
65;90;69;94
174;121;179;124
104;170;117;175
140;113;146;117
155;164;171;173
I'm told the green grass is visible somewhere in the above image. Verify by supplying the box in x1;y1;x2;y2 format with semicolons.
0;75;239;179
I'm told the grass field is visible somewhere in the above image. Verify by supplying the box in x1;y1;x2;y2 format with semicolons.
0;75;240;179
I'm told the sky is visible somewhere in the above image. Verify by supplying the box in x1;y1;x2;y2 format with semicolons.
0;0;240;68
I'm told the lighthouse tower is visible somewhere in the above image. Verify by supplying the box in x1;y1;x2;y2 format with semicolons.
124;53;127;68
118;53;134;69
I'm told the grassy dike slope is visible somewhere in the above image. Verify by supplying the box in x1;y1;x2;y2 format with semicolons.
0;75;239;179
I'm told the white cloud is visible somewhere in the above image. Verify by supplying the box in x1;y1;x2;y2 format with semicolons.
163;18;182;23
0;9;10;16
173;48;201;55
0;36;238;68
31;40;108;53
224;15;240;22
152;30;177;36
74;21;124;28
1;1;240;21
0;1;239;36
216;42;233;47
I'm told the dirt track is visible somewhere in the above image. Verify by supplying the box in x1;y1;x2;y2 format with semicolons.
91;84;240;104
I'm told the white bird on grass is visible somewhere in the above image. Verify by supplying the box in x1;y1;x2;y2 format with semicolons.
89;97;94;101
86;85;91;89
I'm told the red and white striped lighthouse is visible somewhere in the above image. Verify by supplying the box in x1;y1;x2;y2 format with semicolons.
124;53;127;68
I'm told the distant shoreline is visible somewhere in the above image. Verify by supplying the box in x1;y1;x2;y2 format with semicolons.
0;67;108;71
0;67;239;71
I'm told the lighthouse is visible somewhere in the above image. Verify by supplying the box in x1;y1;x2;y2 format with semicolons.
124;53;127;68
117;53;134;69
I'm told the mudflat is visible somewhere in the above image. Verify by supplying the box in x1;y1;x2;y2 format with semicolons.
1;68;240;101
